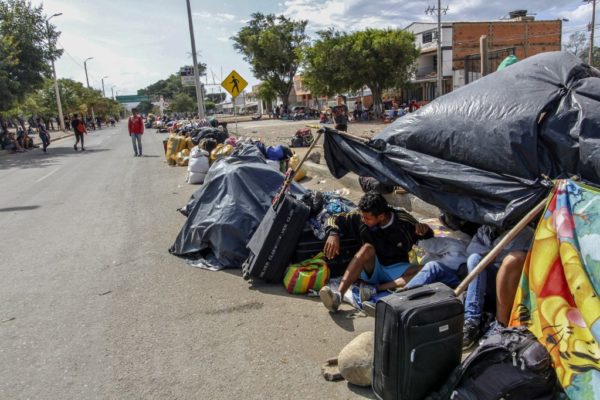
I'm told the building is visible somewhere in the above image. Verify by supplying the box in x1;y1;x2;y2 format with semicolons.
405;12;562;101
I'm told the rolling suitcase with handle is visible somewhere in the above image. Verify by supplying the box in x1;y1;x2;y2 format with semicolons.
372;283;464;400
242;194;310;283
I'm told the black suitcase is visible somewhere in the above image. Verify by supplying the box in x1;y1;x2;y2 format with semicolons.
242;194;310;283
291;229;361;277
373;283;464;400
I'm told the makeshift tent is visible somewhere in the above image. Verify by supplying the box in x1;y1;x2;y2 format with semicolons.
169;144;304;270
323;51;600;228
510;179;600;399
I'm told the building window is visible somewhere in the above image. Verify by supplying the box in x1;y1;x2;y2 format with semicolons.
422;31;433;43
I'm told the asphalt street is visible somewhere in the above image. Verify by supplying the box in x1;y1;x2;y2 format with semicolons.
0;122;374;399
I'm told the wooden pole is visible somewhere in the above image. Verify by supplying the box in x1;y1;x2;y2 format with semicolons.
480;35;489;76
454;198;548;296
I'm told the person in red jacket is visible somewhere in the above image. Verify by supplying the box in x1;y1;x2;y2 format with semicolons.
128;108;144;157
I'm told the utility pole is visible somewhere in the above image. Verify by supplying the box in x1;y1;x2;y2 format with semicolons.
585;0;597;65
101;76;108;97
46;13;65;131
83;57;96;123
426;2;449;98
480;35;489;76
185;0;206;118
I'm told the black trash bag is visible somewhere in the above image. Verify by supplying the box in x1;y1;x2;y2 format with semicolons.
169;144;305;270
358;176;395;194
323;52;600;227
300;190;325;217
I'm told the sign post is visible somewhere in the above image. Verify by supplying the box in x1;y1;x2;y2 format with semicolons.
221;70;248;135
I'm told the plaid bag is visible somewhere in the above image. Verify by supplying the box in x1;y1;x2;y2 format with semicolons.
283;252;330;294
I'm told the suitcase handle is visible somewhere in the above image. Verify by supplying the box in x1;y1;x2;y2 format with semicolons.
406;288;436;300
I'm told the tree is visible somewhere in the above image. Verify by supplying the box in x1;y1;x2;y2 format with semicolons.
232;13;308;108
0;0;62;112
565;32;588;58
204;100;216;111
303;28;419;114
206;92;226;103
256;80;278;111
136;100;154;115
302;29;356;98
168;92;195;113
137;63;206;100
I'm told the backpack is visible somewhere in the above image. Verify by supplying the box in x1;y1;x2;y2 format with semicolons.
76;120;86;134
427;326;558;400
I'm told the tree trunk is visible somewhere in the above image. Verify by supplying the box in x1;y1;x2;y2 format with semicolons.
370;86;383;117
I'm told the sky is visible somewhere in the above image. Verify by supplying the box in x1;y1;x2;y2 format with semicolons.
37;0;597;100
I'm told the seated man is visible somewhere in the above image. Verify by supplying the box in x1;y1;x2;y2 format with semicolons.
462;225;533;349
319;193;433;312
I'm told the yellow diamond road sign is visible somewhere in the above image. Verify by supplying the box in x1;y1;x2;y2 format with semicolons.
221;70;248;98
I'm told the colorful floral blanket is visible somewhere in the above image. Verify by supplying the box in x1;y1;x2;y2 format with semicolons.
510;180;600;399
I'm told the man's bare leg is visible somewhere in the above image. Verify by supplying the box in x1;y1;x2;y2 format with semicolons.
338;243;375;296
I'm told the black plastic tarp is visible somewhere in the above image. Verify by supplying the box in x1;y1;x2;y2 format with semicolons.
169;144;304;269
324;51;600;227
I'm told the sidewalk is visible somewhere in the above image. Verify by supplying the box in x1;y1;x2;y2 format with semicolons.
292;141;439;219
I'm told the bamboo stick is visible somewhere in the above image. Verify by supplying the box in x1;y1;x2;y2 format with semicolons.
454;198;548;296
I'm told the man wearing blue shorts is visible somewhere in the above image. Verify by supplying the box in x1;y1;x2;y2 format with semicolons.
319;193;433;312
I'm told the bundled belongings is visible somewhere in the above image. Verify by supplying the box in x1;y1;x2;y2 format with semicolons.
429;326;557;400
509;179;600;399
241;192;310;282
186;146;210;184
169;144;304;270
322;52;600;228
283;252;330;294
165;135;187;166
290;127;314;148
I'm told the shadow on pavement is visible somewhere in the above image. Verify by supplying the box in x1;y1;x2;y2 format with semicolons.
0;205;41;212
0;147;110;170
347;383;376;399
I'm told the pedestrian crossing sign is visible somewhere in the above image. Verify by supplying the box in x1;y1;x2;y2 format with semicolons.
221;70;248;98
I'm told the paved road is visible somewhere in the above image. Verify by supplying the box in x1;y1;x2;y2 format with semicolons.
0;123;373;399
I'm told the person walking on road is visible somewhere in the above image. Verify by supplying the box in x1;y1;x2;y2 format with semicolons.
36;117;51;153
71;114;86;151
128;108;144;157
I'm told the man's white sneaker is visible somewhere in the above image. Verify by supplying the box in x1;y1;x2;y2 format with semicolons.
319;286;341;312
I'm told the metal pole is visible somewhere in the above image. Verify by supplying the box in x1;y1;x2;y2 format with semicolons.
46;15;65;131
436;0;443;97
111;87;115;101
185;0;205;118
480;35;489;76
83;57;96;124
590;0;597;65
101;76;108;97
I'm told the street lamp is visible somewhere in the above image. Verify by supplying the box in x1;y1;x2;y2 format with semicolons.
111;86;117;101
83;57;96;123
101;76;108;97
46;13;65;131
83;57;93;88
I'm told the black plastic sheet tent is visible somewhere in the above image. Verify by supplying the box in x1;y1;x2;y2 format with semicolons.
169;145;304;270
324;52;600;227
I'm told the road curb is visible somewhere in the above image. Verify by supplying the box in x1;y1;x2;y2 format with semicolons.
0;132;75;157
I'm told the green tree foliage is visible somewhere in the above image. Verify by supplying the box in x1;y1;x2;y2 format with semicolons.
136;100;154;115
206;92;226;103
204;100;215;111
256;81;278;111
303;28;419;114
0;0;62;112
2;78;121;121
168;92;195;113
232;13;308;107
137;63;206;100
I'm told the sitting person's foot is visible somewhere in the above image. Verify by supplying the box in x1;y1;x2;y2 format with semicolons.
319;286;341;312
462;318;482;351
358;283;377;302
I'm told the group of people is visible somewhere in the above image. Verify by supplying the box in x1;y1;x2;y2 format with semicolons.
318;192;533;350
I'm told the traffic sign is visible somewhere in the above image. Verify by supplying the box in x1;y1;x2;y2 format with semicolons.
221;70;247;98
115;95;149;103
